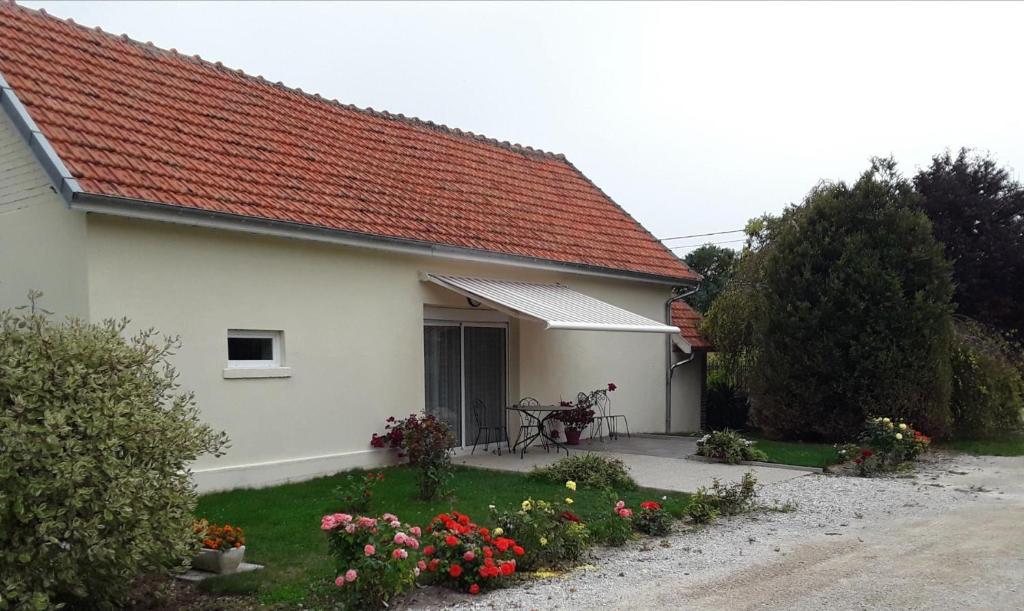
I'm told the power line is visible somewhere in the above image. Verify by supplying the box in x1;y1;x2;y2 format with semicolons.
669;238;746;250
660;229;745;241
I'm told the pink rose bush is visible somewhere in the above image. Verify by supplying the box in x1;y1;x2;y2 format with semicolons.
323;512;421;608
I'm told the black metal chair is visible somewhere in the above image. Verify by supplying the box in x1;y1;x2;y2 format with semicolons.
513;397;547;453
598;390;630;439
584;390;611;442
470;398;510;455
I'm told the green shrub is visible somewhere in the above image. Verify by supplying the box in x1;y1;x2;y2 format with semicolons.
687;472;759;522
335;471;386;513
0;297;228;608
685;490;720;524
706;160;956;440
491;497;589;570
696;429;768;464
529;454;636;491
589;498;634;547
950;319;1024;439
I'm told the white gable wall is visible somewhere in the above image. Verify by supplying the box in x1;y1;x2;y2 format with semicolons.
0;110;89;317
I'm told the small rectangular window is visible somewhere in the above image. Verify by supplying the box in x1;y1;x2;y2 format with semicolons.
227;330;281;368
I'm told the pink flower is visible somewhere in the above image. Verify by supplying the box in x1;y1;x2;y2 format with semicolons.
382;513;398;523
321;515;338;531
618;508;633;518
463;550;475;562
394;532;407;545
417;560;427;571
364;544;375;556
390;520;401;528
335;575;345;587
615;500;625;510
407;537;420;550
345;569;358;583
357;516;376;528
410;526;422;537
345;523;356;534
392;548;408;559
334;513;353;523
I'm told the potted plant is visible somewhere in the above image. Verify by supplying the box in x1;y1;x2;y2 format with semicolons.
192;520;246;574
554;400;594;445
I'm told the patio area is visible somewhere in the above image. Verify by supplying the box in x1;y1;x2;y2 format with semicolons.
454;434;810;493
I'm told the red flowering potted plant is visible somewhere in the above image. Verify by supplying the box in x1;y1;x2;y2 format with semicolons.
554;398;594;445
192;520;246;574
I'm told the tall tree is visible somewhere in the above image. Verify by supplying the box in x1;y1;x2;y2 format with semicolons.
706;160;956;440
683;244;737;314
913;149;1024;342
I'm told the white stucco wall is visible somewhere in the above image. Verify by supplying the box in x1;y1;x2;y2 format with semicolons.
0;111;88;317
671;350;706;433
83;215;704;491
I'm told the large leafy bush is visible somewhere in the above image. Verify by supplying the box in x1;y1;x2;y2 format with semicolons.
950;319;1024;438
529;454;636;491
0;297;228;608
706;161;955;440
371;414;454;500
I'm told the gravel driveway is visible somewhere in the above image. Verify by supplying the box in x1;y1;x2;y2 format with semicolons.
406;451;1024;610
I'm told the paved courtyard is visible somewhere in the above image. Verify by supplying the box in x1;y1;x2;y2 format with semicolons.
455;434;809;492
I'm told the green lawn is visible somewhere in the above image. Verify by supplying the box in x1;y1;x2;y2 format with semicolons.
194;465;688;606
939;438;1024;456
747;436;839;468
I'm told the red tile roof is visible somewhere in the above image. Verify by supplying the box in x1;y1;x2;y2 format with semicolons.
0;2;698;283
672;301;713;350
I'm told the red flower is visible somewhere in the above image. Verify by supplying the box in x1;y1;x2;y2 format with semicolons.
512;545;524;556
483;546;493;558
640;501;662;511
607;382;617;391
449;563;463;578
478;527;489;538
500;561;515;576
423;545;435;556
445;535;459;547
560;510;581;523
428;558;440;571
469;583;480;594
494;538;511;552
861;449;874;457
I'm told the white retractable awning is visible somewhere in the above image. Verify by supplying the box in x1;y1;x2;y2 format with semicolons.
423;273;680;334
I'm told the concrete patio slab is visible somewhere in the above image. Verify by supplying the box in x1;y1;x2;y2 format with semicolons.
454;434;808;493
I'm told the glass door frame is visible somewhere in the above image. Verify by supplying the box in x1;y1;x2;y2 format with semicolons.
423;319;509;449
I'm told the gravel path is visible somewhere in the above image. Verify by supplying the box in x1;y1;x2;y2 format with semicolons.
403;451;1024;610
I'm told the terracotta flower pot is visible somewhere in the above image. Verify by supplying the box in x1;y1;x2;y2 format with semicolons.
564;429;582;445
192;545;246;574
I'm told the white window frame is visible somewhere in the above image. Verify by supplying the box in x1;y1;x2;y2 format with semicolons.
224;330;291;379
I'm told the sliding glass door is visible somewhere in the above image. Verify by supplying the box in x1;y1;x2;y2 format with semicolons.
423;322;507;447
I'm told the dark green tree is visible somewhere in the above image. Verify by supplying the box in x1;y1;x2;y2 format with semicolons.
683;244;738;314
706;160;956;440
913;149;1024;342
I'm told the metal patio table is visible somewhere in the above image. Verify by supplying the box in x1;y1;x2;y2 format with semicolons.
507;403;576;458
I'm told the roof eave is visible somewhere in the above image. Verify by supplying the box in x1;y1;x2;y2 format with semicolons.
70;192;700;287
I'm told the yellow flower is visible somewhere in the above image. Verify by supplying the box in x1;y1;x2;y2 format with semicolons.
493;527;504;536
565;481;577;491
899;423;907;431
882;418;891;424
539;537;548;546
886;422;894;429
565;497;574;504
895;433;903;440
521;500;533;512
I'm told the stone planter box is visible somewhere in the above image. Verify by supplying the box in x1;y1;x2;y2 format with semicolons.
192;546;246;574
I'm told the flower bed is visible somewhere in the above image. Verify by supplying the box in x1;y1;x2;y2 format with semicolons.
837;417;931;476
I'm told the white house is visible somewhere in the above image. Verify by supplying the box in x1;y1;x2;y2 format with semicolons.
0;3;711;491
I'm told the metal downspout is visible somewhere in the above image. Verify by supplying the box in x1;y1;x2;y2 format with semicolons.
665;286;699;433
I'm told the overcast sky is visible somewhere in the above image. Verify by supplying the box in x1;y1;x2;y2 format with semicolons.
23;1;1024;253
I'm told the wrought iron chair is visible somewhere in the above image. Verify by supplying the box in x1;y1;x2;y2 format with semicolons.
513;397;546;452
598;390;630;439
584;390;612;442
470;398;510;455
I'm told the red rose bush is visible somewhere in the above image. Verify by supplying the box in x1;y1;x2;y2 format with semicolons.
422;511;522;593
